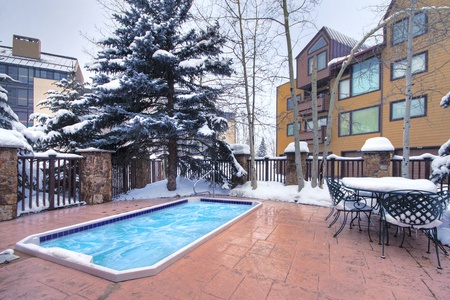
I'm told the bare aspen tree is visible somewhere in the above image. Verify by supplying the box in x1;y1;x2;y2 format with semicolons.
320;2;450;185
311;55;319;187
401;0;417;178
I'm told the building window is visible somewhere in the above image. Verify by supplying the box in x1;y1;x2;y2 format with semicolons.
392;12;427;45
308;36;327;54
18;67;29;84
18;89;28;106
391;52;427;80
339;78;350;99
7;66;18;80
287;94;301;110
390;96;427;121
287;123;294;136
339;106;379;136
287;97;293;110
308;51;327;75
351;57;380;96
306;117;327;131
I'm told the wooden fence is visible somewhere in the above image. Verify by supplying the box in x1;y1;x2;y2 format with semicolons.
17;154;83;216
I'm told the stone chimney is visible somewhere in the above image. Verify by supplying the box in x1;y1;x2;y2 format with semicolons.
12;35;41;59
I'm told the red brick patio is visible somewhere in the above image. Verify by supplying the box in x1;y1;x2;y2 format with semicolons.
1;198;449;299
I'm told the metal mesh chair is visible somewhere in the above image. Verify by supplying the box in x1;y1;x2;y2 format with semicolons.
325;177;373;241
380;190;447;269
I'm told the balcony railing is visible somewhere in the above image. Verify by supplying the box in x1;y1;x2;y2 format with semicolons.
298;94;330;115
299;126;326;144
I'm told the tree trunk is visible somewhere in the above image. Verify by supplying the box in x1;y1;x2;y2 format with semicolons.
166;71;177;191
311;55;319;187
282;0;304;191
236;0;258;189
167;139;178;191
402;0;416;179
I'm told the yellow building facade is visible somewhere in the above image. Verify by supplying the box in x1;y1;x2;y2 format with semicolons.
276;0;450;158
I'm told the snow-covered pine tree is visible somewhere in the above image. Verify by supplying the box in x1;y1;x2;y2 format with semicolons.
257;138;267;157
29;71;93;152
87;0;234;191
430;92;450;184
0;73;33;156
0;73;21;130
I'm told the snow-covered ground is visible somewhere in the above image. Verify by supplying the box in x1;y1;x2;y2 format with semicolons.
116;177;450;247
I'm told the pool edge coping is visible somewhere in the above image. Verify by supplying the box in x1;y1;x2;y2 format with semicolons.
15;197;262;282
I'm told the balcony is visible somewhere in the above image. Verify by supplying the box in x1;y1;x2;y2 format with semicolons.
298;94;330;115
299;126;326;144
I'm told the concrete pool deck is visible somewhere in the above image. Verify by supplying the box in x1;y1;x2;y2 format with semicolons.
1;198;450;299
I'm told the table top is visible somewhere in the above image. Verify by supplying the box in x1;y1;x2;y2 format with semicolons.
341;177;437;194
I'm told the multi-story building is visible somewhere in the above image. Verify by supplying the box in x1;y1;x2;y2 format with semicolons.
0;35;84;126
276;0;450;158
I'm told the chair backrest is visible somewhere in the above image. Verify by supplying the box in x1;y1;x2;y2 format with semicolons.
381;190;444;226
325;177;355;206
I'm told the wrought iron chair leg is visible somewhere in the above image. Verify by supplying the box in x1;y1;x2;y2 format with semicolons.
333;211;349;238
399;228;406;248
350;212;359;229
425;231;448;256
432;228;442;269
325;207;335;221
367;212;373;242
381;220;386;259
328;211;340;228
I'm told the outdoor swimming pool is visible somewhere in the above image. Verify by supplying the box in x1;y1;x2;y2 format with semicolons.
16;197;261;282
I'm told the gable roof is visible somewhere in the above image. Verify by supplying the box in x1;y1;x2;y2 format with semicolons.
296;26;366;60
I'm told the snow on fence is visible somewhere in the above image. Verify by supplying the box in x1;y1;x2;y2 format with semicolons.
17;152;84;216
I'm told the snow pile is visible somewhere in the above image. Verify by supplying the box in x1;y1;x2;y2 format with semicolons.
0;128;26;148
231;144;250;155
361;137;394;152
284;141;309;153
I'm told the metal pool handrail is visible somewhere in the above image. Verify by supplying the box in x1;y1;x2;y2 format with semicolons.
193;169;218;197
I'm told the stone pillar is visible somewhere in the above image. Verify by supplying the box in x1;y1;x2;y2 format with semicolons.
76;148;114;205
361;137;394;178
0;147;20;221
230;144;250;187
284;142;309;185
363;152;392;178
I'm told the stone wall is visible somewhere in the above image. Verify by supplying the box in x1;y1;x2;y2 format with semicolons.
285;152;308;185
77;149;114;205
0;148;18;221
363;152;392;178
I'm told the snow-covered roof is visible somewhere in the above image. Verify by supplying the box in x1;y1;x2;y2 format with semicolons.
0;46;77;72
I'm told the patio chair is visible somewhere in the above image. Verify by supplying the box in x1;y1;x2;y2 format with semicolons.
380;190;447;269
325;177;373;241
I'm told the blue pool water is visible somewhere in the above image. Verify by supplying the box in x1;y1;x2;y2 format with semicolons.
40;200;252;271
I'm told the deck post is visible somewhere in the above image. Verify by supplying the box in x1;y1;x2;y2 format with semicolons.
76;148;115;205
284;142;309;185
361;137;394;178
231;144;250;187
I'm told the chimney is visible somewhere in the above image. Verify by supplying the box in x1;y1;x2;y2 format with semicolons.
12;35;41;59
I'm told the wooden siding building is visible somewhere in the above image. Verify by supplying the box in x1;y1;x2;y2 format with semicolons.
276;0;450;158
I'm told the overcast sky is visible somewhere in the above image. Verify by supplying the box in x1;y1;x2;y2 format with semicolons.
0;0;390;81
